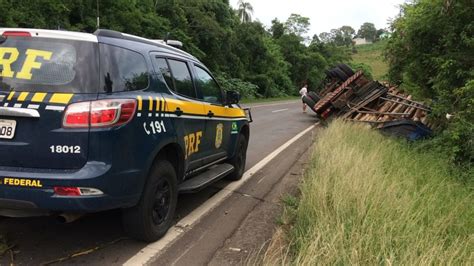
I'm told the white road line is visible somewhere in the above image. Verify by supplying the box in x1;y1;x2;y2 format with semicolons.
272;108;288;113
246;100;299;109
124;123;318;266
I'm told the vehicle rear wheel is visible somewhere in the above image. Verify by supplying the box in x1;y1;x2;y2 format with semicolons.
226;134;248;181
122;160;177;242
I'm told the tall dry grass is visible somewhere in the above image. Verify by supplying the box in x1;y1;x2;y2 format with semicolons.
263;120;473;265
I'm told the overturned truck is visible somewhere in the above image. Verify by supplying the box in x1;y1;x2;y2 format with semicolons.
304;64;433;140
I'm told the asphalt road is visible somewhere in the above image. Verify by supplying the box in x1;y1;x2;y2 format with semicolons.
0;100;318;265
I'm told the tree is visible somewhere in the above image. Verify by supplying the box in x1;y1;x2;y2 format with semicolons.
237;0;253;23
385;0;474;167
339;25;355;46
319;32;333;43
270;18;285;39
284;13;310;38
357;22;377;41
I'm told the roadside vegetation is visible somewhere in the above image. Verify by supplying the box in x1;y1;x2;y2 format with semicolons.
0;0;350;100
262;120;473;265
385;0;473;170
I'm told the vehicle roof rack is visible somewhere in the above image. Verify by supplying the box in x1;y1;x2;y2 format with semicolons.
93;29;194;59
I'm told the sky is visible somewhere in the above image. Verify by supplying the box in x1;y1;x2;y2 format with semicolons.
229;0;406;37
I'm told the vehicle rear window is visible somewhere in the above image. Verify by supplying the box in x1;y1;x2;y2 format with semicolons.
0;37;99;93
99;44;149;93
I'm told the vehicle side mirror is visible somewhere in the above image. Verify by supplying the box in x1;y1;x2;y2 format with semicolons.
226;91;241;105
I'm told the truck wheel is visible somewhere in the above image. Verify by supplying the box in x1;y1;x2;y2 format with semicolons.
331;68;349;82
122;160;178;242
337;63;355;76
226;134;248;181
302;95;317;113
307;91;320;102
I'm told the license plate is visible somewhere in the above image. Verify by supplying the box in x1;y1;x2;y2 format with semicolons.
0;119;16;139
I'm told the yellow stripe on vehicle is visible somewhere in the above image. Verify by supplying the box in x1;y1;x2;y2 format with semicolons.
156;97;160;112
7;91;15;101
137;96;143;111
17;92;29;101
164;98;206;115
207;105;246;118
31;92;47;103
148;96;153;111
49;93;73;104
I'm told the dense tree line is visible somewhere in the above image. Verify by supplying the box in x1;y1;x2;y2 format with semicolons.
385;0;473;171
0;0;350;98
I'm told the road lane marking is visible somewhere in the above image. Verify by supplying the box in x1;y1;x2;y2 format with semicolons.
245;100;299;109
272;108;288;113
124;123;318;266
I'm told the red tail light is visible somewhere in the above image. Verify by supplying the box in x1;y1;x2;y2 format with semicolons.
54;187;82;196
63;99;137;128
2;31;32;37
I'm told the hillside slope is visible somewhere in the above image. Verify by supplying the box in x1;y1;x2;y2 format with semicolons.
351;41;389;81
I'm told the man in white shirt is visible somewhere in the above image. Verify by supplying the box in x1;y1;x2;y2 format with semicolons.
299;84;308;113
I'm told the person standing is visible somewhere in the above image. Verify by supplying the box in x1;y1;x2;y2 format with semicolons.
299;84;308;113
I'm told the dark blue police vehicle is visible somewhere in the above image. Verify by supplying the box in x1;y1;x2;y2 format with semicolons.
0;28;250;241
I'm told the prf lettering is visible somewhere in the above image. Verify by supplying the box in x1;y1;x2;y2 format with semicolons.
184;131;202;159
3;178;43;188
0;47;52;80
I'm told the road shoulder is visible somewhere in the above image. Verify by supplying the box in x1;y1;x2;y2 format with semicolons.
208;134;314;265
151;126;319;265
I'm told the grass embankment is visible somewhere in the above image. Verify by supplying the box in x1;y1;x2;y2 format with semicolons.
263;120;473;265
352;41;389;81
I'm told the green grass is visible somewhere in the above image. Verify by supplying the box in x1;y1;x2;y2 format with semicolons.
240;95;299;104
263;120;473;265
352;41;389;81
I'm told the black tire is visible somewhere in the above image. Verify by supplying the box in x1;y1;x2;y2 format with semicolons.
122;160;178;242
307;91;320;102
226;134;248;181
302;96;317;113
331;68;349;82
337;63;355;76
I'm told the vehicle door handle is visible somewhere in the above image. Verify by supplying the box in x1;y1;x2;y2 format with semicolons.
174;107;183;117
207;110;214;118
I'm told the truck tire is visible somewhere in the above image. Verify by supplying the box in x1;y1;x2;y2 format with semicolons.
122;160;178;242
226;134;248;181
302;96;317;113
337;63;355;76
307;91;320;102
331;68;349;82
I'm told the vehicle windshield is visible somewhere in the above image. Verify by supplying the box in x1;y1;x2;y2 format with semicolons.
0;36;99;93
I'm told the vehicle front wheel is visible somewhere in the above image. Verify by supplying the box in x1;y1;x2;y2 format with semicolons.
122;160;178;242
226;134;248;181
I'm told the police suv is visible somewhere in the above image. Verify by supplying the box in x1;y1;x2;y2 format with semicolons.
0;28;251;241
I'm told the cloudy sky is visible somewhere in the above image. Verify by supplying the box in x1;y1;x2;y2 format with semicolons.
229;0;406;37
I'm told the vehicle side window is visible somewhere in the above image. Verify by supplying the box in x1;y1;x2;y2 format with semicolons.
194;66;222;104
154;58;175;91
167;59;196;98
99;44;149;93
